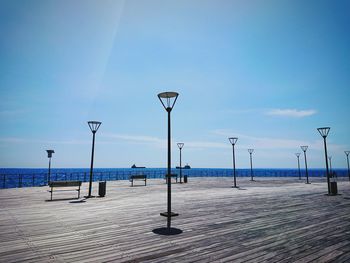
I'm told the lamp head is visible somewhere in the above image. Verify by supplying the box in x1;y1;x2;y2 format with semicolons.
228;137;238;145
177;143;184;149
317;127;330;138
46;149;54;158
301;146;308;152
345;151;350;156
295;153;301;158
88;121;102;133
248;149;254;154
157;92;179;112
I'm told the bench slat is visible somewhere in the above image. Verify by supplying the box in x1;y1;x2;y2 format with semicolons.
49;181;82;187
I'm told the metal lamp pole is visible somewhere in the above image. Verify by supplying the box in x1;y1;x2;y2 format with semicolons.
87;121;102;198
229;137;238;188
248;149;254;181
295;153;301;180
317;127;331;194
328;156;332;174
345;151;350;182
158;92;179;233
46;150;54;184
301;146;310;184
177;143;184;183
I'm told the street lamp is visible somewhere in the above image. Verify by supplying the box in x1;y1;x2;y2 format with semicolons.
301;146;310;184
295;153;301;180
317;127;331;194
248;149;254;181
177;143;184;183
87;121;102;198
345;151;350;182
46;150;54;183
229;137;238;188
154;91;181;235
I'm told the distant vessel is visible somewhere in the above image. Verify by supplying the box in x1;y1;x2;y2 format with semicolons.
131;164;146;168
176;163;191;169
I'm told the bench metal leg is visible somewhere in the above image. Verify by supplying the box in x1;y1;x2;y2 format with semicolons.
51;187;53;201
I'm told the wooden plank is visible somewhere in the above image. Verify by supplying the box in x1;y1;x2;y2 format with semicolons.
0;177;349;262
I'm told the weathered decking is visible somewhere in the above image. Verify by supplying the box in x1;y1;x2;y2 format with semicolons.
0;177;349;262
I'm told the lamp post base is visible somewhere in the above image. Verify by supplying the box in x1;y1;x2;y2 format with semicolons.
305;182;311;184
160;212;179;217
232;186;239;188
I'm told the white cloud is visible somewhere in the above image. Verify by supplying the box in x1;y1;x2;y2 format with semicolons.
266;109;317;118
210;129;345;151
101;133;165;145
185;141;229;149
0;137;90;145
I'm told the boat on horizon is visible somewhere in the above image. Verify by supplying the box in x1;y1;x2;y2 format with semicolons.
131;164;146;168
176;163;191;169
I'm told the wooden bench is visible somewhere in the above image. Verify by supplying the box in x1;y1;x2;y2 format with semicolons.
165;174;178;184
48;181;82;200
129;175;147;186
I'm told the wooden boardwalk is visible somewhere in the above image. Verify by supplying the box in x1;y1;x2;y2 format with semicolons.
0;177;350;262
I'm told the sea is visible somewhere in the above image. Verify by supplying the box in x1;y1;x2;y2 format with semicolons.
0;168;348;189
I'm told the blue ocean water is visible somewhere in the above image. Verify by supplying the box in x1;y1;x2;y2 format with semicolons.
0;168;348;189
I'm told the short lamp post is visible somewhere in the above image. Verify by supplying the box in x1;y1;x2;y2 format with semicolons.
46;150;54;184
229;137;238;188
295;153;301;180
345;151;350;182
155;91;181;235
87;121;102;198
177;143;184;183
248;149;254;181
301;146;310;184
317;127;331;195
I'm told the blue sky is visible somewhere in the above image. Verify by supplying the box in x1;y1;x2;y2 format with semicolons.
1;0;349;168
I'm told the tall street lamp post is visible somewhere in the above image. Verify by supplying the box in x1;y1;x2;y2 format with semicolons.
345;151;350;182
295;153;301;180
248;149;254;181
301;146;310;184
317;127;331;194
229;137;238;188
46;150;54;184
87;121;102;198
328;156;332;174
177;143;184;183
155;91;181;235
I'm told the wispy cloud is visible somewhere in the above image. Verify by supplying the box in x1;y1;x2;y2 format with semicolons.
210;129;345;151
185;141;229;149
265;109;317;118
101;133;165;145
0;137;90;145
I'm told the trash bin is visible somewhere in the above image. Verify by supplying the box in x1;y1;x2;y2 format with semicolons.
329;175;337;195
184;175;188;183
99;181;106;197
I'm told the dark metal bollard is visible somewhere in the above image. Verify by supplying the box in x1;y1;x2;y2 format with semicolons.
99;181;106;197
184;175;188;183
